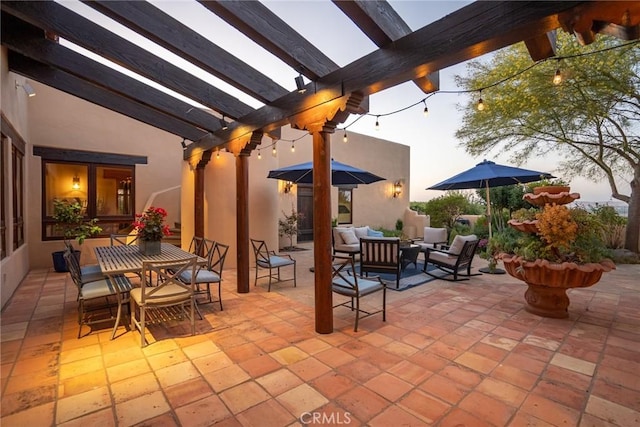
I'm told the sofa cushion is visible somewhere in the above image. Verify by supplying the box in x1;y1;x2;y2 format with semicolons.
340;230;359;245
354;226;370;239
333;227;353;245
449;234;477;255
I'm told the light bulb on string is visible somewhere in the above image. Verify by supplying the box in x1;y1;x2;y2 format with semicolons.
477;90;485;111
257;149;262;160
291;142;295;153
553;67;562;85
343;131;348;143
272;144;277;157
375;116;380;131
216;149;220;159
423;100;429;117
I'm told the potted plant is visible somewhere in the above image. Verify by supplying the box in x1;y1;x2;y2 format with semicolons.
278;206;302;251
52;199;102;272
132;206;172;256
526;177;570;195
499;190;615;318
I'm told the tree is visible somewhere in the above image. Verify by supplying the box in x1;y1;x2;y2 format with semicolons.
455;34;639;252
423;192;478;229
278;206;302;250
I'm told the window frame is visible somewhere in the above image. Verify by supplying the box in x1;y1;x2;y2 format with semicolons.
34;147;147;242
337;187;353;225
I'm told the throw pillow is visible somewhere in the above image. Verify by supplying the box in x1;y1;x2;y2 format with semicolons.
339;230;359;245
367;228;384;237
354;226;370;239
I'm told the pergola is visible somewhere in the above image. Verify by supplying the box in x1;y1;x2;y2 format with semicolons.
2;0;638;333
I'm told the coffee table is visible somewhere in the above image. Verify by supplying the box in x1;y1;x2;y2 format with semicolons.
400;244;420;270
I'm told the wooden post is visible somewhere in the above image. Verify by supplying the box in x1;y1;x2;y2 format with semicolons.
313;129;333;334
194;163;206;239
236;154;250;293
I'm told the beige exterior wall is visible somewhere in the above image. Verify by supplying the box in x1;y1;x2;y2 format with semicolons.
1;47;31;308
16;80;183;275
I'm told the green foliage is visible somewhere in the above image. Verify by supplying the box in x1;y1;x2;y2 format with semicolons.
423;192;474;229
278;206;302;249
455;33;639;251
590;205;626;249
475;185;530;232
53;199;102;245
511;207;539;221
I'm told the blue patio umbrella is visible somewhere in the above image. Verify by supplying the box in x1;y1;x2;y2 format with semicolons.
267;159;385;186
427;160;554;238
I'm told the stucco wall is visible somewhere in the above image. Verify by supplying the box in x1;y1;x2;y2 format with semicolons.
25;81;183;269
1;48;32;309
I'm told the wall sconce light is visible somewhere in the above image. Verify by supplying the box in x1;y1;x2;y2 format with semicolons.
393;181;402;198
284;181;293;193
72;175;80;190
295;73;306;94
15;80;36;97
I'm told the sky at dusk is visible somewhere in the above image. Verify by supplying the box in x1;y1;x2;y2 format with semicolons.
59;0;630;204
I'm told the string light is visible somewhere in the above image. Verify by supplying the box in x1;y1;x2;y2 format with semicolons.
333;40;637;133
272;145;277;156
257;149;261;159
553;59;563;85
423;100;429;117
477;90;485;111
216;149;220;159
343;131;348;143
291;142;295;153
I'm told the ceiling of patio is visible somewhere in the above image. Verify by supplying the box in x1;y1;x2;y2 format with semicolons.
2;1;638;160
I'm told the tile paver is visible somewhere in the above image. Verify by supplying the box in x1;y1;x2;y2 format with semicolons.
1;242;638;426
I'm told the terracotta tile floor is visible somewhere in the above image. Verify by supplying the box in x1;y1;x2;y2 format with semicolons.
2;243;639;426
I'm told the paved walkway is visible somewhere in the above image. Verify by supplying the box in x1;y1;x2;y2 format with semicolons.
1;243;639;426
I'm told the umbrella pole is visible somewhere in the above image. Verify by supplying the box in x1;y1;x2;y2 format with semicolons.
486;182;492;240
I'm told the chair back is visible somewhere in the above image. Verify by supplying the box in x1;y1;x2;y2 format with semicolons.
110;233;139;246
331;256;359;292
140;257;198;304
250;239;270;265
209;242;229;275
456;239;480;269
187;236;207;257
63;249;83;289
423;227;448;245
360;238;400;274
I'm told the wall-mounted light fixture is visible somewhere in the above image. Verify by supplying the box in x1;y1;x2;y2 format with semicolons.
393;181;402;198
295;73;306;94
15;80;36;97
284;181;293;193
72;175;81;190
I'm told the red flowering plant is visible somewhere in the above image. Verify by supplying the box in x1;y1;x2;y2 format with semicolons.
132;207;172;241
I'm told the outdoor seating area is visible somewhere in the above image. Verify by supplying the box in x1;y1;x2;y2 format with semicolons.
1;243;639;426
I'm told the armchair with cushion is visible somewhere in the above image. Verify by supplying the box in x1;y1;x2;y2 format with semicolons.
423;234;481;281
332;226;381;258
415;227;448;252
250;238;296;291
332;255;387;332
359;237;401;289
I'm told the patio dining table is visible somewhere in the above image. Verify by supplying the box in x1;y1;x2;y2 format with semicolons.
94;243;207;337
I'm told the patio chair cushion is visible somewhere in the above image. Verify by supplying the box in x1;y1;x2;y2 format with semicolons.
258;255;295;268
449;234;478;255
339;230;359;245
179;269;221;284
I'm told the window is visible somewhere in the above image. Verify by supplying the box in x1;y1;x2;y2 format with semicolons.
42;161;135;240
337;188;352;224
12;144;24;249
